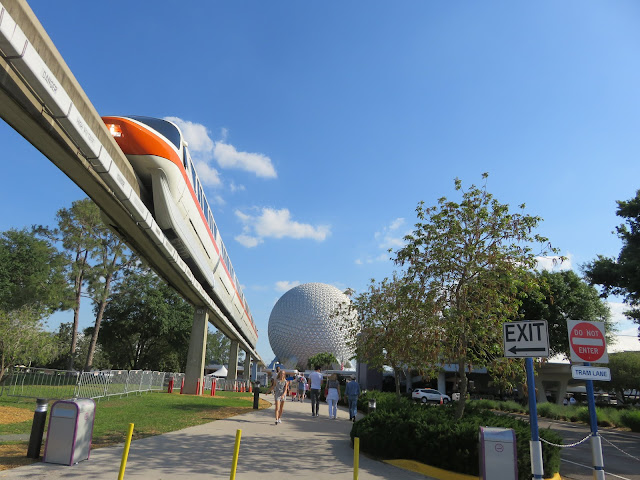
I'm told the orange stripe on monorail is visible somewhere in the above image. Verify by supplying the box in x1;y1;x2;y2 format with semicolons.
102;116;181;165
102;116;257;337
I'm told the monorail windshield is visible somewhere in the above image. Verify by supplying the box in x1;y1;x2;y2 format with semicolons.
129;116;181;150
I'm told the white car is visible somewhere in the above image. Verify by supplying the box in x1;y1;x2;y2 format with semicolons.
412;388;451;404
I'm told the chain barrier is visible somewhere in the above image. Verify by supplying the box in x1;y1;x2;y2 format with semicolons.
600;434;640;463
540;433;592;448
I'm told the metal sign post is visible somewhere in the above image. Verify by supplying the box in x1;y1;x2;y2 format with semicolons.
567;320;608;480
503;321;550;480
525;358;544;480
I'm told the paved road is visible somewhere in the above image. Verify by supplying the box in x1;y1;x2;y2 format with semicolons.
539;419;640;480
0;396;432;480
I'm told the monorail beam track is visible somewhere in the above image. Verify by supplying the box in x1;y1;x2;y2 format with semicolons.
0;0;262;373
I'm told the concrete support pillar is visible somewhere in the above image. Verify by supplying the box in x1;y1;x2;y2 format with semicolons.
534;374;548;403
556;379;569;405
244;352;251;383
437;371;446;394
184;308;208;394
227;340;239;386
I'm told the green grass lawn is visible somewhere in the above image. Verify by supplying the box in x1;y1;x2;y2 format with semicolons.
0;391;264;446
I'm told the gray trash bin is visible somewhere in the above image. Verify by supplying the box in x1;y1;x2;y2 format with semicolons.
479;426;517;480
43;398;96;465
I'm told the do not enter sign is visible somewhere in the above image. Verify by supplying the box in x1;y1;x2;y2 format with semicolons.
567;320;608;364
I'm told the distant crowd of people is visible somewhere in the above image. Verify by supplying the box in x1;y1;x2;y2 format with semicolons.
268;365;360;425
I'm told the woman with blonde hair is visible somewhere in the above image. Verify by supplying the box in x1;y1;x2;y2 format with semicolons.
325;373;340;419
271;370;289;424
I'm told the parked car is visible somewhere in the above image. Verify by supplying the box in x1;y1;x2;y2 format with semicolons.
412;388;451;404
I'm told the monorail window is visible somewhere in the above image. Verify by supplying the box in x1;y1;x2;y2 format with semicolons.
190;160;196;189
183;146;188;169
129;116;181;150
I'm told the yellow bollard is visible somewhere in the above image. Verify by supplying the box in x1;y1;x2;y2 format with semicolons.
230;429;242;480
353;437;359;480
118;423;134;480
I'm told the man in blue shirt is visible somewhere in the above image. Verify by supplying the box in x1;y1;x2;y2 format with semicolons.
344;376;360;422
308;366;324;417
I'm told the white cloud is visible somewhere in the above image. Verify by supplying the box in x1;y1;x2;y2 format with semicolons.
234;208;330;247
275;280;301;292
535;254;572;272
164;117;214;157
374;217;407;250
214;142;277;179
235;234;262;248
194;160;221;187
230;182;245;193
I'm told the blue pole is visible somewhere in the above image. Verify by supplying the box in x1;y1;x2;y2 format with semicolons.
526;358;539;440
584;362;605;479
584;362;598;435
526;357;544;480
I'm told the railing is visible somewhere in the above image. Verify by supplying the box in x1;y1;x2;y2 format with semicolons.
1;367;169;400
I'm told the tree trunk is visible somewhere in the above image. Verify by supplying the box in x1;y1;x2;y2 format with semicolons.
454;358;468;419
84;269;114;371
67;250;88;370
394;366;402;397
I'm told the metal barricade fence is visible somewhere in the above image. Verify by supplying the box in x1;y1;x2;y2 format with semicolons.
1;367;174;401
1;367;78;399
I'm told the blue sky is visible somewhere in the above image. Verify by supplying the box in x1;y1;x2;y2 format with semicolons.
2;1;640;362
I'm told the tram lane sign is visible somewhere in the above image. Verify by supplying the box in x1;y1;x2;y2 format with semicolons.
567;320;608;364
503;320;549;358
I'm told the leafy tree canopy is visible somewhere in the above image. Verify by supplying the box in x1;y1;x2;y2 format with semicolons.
518;270;611;358
596;351;640;403
98;265;193;371
206;328;231;365
0;306;61;382
584;189;640;331
393;173;557;418
0;228;70;316
307;352;338;370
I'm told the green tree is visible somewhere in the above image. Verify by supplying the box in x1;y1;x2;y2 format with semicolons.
206;328;230;365
584;190;640;335
0;228;69;315
36;199;103;369
598;351;640;403
394;174;557;418
84;215;136;371
345;275;435;396
46;323;111;371
307;352;338;370
0;307;60;382
97;265;193;371
519;270;611;358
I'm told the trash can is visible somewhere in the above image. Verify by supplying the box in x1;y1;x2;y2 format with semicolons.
43;398;96;465
479;426;517;480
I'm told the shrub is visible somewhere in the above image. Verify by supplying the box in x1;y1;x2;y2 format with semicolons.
351;403;561;480
620;410;640;432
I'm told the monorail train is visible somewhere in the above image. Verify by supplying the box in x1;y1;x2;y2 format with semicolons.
101;116;258;347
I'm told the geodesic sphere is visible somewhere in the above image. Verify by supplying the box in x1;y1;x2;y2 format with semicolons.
268;283;357;370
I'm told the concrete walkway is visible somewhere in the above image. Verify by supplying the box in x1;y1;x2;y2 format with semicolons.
0;395;433;480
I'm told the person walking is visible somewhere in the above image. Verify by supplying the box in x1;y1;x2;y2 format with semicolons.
344;375;360;422
326;373;340;419
308;366;323;417
271;370;289;425
297;374;307;402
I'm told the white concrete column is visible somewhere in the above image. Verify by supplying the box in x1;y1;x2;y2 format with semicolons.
244;352;251;383
556;379;569;405
184;308;208;394
227;340;239;387
534;374;547;403
437;371;446;393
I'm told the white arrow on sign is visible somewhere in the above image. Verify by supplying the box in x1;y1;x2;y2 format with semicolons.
503;320;549;358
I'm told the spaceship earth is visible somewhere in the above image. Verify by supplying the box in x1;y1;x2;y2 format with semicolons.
268;283;357;370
